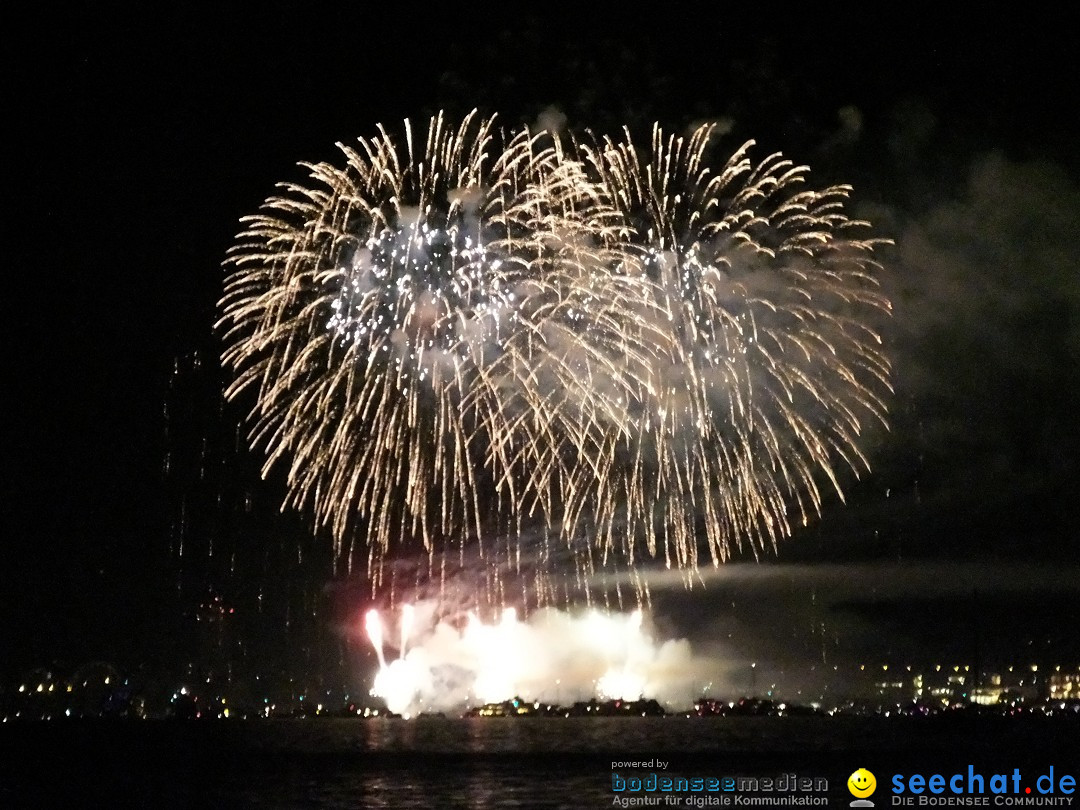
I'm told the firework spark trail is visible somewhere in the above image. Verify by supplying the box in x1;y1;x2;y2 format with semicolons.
218;112;891;609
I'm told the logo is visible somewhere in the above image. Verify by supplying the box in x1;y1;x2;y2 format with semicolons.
849;768;878;808
890;765;1077;804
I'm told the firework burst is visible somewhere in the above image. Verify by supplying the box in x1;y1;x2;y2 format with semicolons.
575;123;892;571
218;112;891;610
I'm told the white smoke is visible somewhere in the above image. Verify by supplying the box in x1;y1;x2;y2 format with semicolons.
364;602;716;717
533;105;568;135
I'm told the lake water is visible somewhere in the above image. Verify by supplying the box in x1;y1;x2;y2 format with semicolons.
3;716;1077;807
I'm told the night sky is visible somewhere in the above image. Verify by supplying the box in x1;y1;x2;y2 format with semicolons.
4;6;1079;687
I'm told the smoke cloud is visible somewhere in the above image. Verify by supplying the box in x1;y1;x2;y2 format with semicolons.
364;602;720;716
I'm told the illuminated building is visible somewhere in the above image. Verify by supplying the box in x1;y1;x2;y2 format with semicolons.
1049;668;1080;700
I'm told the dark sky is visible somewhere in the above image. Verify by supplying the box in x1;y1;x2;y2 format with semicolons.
4;6;1079;680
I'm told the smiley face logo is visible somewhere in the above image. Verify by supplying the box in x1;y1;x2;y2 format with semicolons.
848;768;877;799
